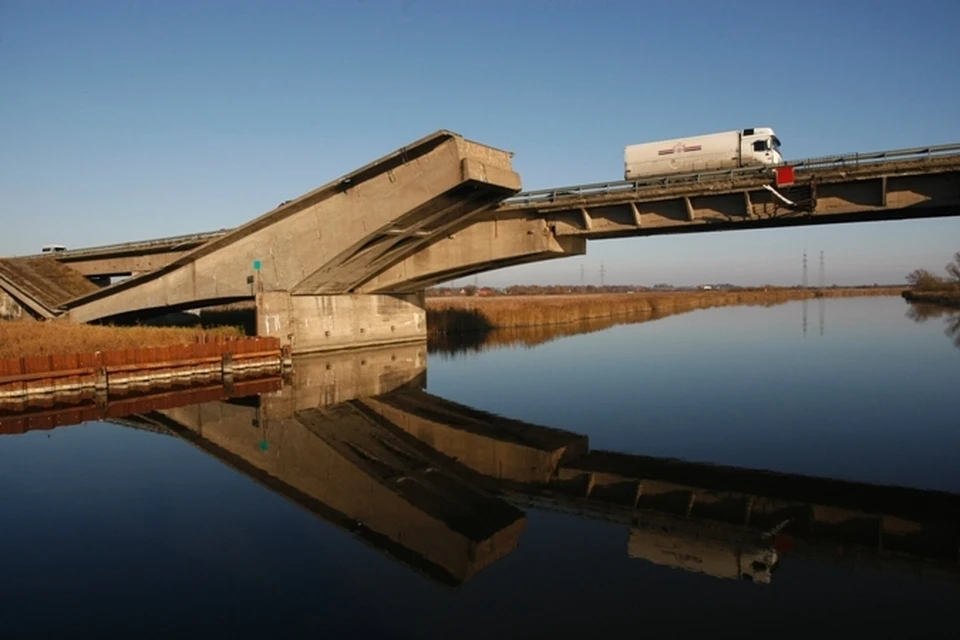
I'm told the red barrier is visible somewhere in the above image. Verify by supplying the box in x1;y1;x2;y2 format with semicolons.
0;336;283;396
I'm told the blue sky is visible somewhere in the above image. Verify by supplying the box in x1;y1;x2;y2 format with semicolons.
2;0;959;286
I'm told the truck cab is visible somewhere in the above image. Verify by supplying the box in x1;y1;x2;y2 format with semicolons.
742;127;783;166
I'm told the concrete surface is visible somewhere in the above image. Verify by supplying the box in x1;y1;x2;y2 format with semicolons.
255;291;427;354
62;131;521;325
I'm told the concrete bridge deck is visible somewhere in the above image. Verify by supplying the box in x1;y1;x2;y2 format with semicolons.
362;143;960;292
498;144;960;240
10;142;957;278
2;137;959;351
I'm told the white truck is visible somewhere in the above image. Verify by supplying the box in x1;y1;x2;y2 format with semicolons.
624;127;783;180
627;525;778;584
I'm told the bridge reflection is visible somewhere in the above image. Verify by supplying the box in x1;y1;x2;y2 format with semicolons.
2;343;958;588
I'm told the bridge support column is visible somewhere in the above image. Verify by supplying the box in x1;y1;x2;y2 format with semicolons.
256;291;426;355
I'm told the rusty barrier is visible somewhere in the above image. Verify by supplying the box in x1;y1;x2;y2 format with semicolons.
0;336;291;402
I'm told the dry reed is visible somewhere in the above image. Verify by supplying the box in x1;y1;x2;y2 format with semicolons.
426;288;903;334
0;320;243;359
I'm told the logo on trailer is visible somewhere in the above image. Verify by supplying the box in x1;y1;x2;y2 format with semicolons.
659;144;702;156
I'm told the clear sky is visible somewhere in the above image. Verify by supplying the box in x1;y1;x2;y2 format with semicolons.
2;0;959;287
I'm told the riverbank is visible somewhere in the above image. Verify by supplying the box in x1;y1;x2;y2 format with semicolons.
901;290;960;308
426;287;903;334
0;320;243;359
0;287;902;358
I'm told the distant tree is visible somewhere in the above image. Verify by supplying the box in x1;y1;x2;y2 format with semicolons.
462;284;478;296
906;268;944;290
946;251;960;283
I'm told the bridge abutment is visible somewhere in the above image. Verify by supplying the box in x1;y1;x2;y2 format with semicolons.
256;291;427;355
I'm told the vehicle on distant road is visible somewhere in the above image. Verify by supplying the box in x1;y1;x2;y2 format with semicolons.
624;127;783;180
41;244;67;253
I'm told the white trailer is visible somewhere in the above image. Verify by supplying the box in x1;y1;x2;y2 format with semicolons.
624;127;783;180
627;525;778;584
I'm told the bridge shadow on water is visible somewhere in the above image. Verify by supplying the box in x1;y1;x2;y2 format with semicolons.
3;340;959;592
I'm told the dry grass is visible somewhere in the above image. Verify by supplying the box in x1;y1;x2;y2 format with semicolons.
426;288;903;333
0;320;244;359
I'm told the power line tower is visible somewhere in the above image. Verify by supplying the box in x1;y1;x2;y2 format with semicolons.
802;250;808;289
817;250;826;289
600;262;606;287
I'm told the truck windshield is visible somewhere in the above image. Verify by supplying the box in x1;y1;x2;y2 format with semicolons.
771;136;781;150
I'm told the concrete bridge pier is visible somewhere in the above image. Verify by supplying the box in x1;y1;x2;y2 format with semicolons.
256;291;427;354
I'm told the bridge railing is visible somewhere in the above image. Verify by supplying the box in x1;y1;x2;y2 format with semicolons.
30;229;233;259
786;143;960;170
503;142;960;207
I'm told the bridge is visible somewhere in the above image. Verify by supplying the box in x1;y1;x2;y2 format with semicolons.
3;343;959;587
1;132;959;352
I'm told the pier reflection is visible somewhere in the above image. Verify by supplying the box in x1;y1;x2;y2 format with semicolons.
2;342;958;588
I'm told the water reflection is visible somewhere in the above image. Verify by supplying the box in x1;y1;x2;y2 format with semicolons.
3;342;958;589
431;297;843;357
906;302;960;349
429;311;677;356
801;297;827;337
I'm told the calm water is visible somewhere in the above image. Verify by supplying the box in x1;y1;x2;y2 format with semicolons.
1;296;958;638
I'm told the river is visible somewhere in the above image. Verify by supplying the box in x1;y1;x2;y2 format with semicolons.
1;296;958;637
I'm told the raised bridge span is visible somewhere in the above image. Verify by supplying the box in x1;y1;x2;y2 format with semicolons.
1;132;959;352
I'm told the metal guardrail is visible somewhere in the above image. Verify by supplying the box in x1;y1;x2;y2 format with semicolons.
503;142;960;207
26;229;232;259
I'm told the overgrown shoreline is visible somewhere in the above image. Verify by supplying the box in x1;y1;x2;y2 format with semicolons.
426;287;904;335
0;287;906;359
901;290;960;308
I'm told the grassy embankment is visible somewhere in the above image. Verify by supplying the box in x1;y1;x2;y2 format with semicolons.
427;287;903;335
0;321;243;359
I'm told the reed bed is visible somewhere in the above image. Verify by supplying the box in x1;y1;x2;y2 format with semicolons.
0;320;243;359
426;288;903;334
